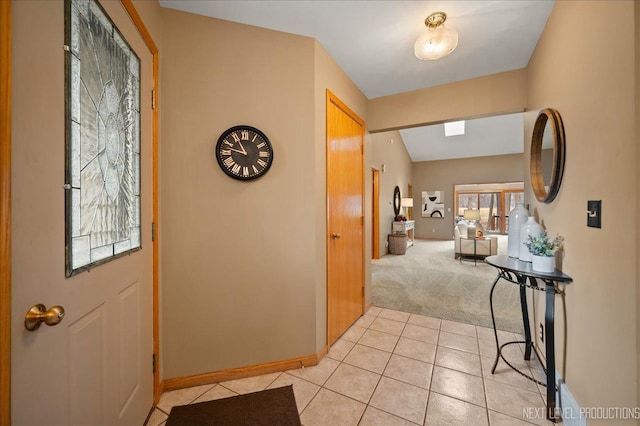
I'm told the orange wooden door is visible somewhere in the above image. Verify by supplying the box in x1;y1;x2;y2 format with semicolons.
326;90;365;346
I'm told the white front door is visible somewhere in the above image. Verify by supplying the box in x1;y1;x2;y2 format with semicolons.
11;1;153;424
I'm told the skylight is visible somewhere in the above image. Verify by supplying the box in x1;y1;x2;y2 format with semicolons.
444;120;465;136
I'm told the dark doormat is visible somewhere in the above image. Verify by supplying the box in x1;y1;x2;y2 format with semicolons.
165;385;301;426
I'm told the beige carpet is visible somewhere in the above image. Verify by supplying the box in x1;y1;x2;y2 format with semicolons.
372;236;524;333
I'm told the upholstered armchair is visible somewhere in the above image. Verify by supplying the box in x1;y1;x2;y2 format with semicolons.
453;221;498;259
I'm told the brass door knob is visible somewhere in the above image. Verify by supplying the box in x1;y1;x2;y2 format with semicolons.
24;304;65;331
331;233;341;240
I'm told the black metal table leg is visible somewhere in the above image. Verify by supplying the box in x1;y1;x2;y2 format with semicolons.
545;282;559;422
473;238;477;265
489;273;502;374
519;275;532;360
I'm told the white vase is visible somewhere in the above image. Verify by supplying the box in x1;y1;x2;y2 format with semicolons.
519;216;542;262
532;254;555;273
507;203;528;258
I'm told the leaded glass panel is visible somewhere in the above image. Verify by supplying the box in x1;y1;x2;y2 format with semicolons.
65;0;141;276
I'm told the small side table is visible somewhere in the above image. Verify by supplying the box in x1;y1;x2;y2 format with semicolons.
458;236;491;266
485;255;572;423
392;220;415;248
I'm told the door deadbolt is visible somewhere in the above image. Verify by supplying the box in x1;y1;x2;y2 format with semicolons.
24;304;65;331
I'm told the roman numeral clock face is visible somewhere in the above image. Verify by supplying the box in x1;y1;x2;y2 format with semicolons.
215;126;274;181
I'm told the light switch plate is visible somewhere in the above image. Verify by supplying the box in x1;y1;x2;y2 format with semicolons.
587;200;601;228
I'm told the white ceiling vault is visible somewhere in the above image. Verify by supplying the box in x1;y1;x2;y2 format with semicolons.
158;0;554;160
399;112;524;162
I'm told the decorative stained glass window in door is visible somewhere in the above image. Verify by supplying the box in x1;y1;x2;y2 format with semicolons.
65;0;141;277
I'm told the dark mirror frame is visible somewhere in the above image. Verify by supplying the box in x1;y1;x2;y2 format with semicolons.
530;108;566;203
393;186;401;216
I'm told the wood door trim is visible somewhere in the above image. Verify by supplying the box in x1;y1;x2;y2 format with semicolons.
121;0;159;54
119;0;162;404
0;1;12;424
326;90;365;346
326;90;365;127
407;184;413;220
163;350;325;391
371;169;380;260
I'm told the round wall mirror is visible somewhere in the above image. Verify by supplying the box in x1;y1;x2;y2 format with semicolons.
393;186;401;215
530;108;566;203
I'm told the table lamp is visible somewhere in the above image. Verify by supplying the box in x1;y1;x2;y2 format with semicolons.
401;198;413;218
463;209;481;238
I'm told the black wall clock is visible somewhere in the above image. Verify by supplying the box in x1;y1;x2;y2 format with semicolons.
215;125;274;181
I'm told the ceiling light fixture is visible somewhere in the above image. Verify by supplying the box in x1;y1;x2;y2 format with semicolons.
414;12;458;61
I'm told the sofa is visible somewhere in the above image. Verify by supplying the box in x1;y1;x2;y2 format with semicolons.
454;221;498;259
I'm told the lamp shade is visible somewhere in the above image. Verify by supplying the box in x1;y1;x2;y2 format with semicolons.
401;198;413;208
463;209;480;221
414;26;458;60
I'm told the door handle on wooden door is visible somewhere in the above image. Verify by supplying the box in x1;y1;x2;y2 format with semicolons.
331;233;342;240
24;304;65;331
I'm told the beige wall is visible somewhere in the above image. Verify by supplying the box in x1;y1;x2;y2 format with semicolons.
160;9;368;379
367;69;527;132
526;1;637;418
370;131;413;258
160;9;317;379
412;154;524;240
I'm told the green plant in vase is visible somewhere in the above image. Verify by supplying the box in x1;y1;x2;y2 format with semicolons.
524;232;563;256
524;232;563;272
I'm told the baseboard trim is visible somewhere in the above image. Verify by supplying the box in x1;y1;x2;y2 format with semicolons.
162;350;326;392
364;300;373;313
155;380;164;402
316;345;328;361
556;372;586;426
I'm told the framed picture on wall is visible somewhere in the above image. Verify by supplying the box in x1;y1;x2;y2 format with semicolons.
422;191;445;218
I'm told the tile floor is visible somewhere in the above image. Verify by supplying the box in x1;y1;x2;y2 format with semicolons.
146;306;560;425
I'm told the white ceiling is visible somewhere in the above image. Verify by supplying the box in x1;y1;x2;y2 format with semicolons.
399;112;523;162
158;0;553;160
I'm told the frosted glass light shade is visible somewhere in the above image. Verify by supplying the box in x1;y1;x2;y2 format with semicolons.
414;26;458;60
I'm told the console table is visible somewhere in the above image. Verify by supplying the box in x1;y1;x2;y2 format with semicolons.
485;255;572;423
392;220;414;248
